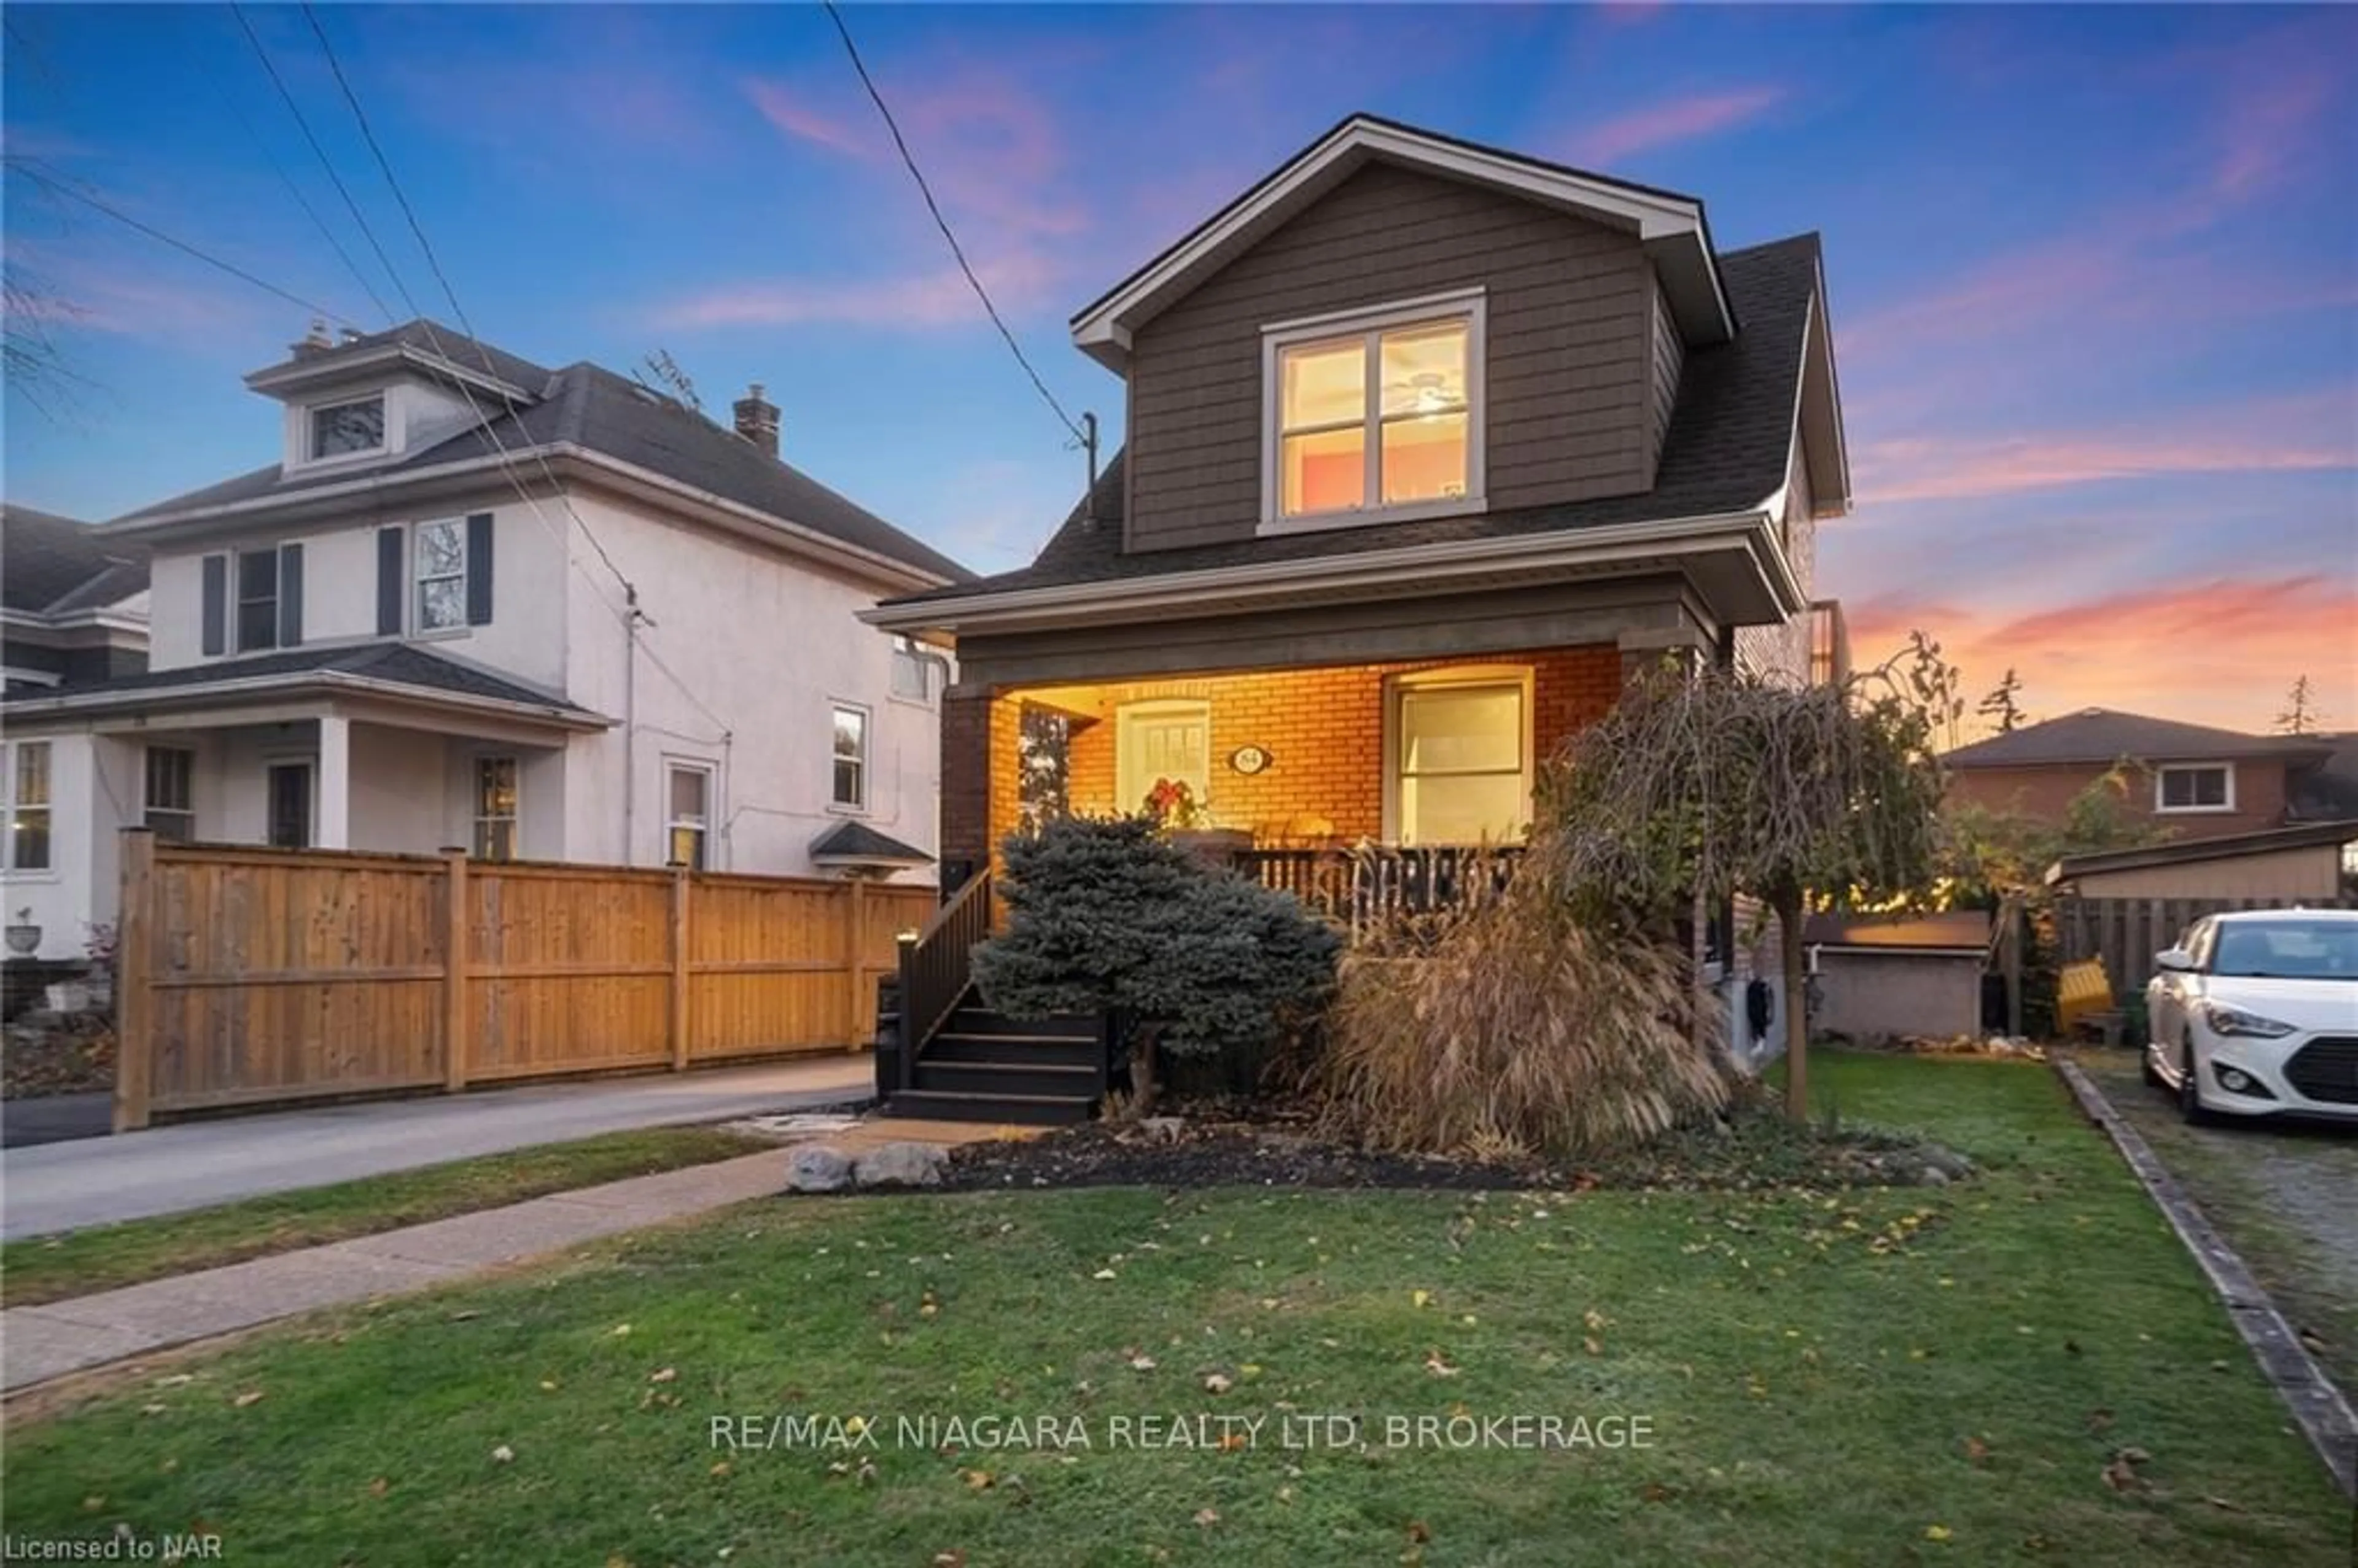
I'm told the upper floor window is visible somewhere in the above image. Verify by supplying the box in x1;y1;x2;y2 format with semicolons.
831;704;868;811
5;741;52;871
1263;291;1484;534
890;639;934;704
2156;763;2233;814
203;543;303;657
309;395;386;460
414;519;469;632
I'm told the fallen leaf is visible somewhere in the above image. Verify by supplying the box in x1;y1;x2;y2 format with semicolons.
1582;1310;1608;1333
960;1468;994;1491
610;1323;632;1336
1637;1481;1676;1503
710;1461;732;1478
648;1367;677;1384
2100;1458;2144;1494
232;1390;265;1408
1217;1432;1248;1453
1411;1290;1431;1309
1193;1507;1221;1527
1582;1337;1603;1357
2086;1408;2114;1432
931;1553;967;1567
1092;1269;1118;1281
1925;1524;1953;1542
1406;1521;1432;1544
1423;1350;1460;1378
491;1445;516;1464
1203;1373;1233;1394
1129;1353;1158;1372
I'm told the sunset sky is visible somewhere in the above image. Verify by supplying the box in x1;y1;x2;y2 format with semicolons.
6;4;2352;734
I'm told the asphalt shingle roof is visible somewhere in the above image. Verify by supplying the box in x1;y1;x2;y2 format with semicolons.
15;643;594;715
809;820;933;863
884;232;1822;608
1943;708;2332;767
121;327;970;585
1;504;147;614
254;320;558;397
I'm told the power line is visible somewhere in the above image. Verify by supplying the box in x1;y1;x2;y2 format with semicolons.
4;160;358;327
820;0;1086;446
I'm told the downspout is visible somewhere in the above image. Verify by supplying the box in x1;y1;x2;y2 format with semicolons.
623;588;640;865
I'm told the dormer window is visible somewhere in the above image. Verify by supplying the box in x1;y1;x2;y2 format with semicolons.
309;395;386;460
1261;289;1485;535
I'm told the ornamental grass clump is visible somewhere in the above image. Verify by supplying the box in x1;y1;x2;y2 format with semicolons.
1314;848;1730;1159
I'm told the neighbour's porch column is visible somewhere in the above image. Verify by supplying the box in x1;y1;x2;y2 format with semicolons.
316;712;351;850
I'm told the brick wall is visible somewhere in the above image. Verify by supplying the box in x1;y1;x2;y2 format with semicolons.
1947;759;2291;841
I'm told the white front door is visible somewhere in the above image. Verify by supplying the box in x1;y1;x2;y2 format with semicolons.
1116;701;1210;819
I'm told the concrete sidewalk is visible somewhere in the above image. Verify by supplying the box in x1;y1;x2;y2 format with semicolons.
1;1057;871;1240
0;1114;1019;1394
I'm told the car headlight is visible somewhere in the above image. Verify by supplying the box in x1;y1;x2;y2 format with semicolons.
2198;1002;2297;1038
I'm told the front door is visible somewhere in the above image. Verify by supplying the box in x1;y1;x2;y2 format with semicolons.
1116;701;1211;819
266;761;313;849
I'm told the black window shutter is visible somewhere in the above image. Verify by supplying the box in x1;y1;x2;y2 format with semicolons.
376;526;404;635
200;554;227;656
465;512;494;626
277;542;304;647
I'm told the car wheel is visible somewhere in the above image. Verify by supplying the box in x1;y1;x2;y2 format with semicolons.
2141;1041;2165;1088
2179;1038;2214;1125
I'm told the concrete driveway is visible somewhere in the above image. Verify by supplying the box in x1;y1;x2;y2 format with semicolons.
0;1057;871;1241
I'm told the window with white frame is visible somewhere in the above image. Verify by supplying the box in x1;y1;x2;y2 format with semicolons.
309;395;386;460
1265;293;1482;529
6;741;52;871
236;549;281;652
2156;763;2233;813
1386;669;1532;847
414;518;469;632
473;757;519;861
144;747;195;843
1115;699;1211;818
831;705;869;810
667;763;712;869
890;639;933;703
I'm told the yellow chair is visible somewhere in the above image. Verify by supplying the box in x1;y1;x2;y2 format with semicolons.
2055;957;2113;1036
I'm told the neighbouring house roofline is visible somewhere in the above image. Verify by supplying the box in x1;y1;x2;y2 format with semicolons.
809;819;933;870
1068;112;1735;373
93;443;957;597
0;606;148;638
863;506;1800;638
1944;707;2330;769
244;341;540;405
2045;818;2358;886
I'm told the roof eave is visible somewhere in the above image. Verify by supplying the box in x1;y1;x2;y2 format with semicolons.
0;669;613;731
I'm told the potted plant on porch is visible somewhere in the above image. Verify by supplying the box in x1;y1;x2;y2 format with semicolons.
1143;778;1251;865
5;907;39;958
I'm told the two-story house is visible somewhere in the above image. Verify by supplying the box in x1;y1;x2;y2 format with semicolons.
870;114;1846;888
0;321;968;963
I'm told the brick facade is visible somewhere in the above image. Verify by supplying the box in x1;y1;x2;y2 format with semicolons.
1947;759;2294;842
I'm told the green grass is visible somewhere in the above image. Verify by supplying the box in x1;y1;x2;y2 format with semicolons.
2;1054;2346;1565
0;1126;769;1308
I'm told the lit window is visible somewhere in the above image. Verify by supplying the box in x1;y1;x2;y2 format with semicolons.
473;757;518;861
831;705;868;810
1388;672;1530;846
6;741;52;870
415;519;467;631
144;747;195;842
309;396;385;459
2157;764;2233;813
237;549;279;653
667;764;710;869
1268;298;1479;527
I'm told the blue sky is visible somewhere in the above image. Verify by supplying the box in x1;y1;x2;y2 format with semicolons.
6;3;2353;731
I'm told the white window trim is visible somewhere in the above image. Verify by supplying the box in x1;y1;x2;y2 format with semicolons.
665;758;716;869
411;517;471;638
3;739;55;874
234;545;283;654
1259;287;1487;538
2154;761;2236;815
1381;666;1535;847
828;701;871;815
472;754;520;861
295;392;391;470
144;744;196;841
889;639;936;708
1115;698;1213;819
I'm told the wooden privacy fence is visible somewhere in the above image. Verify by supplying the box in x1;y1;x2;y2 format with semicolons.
113;832;936;1131
2055;893;2358;999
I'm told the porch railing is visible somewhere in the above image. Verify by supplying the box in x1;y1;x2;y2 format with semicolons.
895;866;994;1090
1235;845;1523;935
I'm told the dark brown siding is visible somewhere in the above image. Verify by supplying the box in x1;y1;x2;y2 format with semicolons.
1124;161;1656;554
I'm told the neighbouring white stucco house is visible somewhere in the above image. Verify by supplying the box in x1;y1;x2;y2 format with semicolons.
0;320;968;962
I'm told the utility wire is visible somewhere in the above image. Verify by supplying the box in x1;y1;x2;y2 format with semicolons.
820;0;1086;446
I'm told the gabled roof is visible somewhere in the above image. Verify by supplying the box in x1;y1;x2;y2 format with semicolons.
111;346;969;587
809;820;933;867
880;234;1821;618
0;642;604;726
1944;708;2332;768
2049;818;2358;883
1;504;147;615
245;319;554;399
1072;114;1734;371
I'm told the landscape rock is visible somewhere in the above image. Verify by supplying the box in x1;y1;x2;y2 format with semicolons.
852;1141;947;1189
1140;1116;1188;1144
1918;1143;1975;1179
1918;1166;1951;1187
784;1145;854;1193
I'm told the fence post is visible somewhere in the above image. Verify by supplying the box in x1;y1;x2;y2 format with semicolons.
112;828;156;1133
669;865;691;1071
442;847;471;1093
846;877;869;1049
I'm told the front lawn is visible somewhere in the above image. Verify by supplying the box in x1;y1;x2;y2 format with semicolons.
0;1126;769;1308
2;1055;2345;1565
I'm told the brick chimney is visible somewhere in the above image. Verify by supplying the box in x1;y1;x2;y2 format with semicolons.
733;382;780;458
289;317;337;361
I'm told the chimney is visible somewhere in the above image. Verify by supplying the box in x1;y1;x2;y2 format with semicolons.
289;317;337;361
733;382;780;459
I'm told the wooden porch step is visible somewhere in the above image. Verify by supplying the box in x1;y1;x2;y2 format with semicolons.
914;1060;1102;1098
879;1089;1096;1125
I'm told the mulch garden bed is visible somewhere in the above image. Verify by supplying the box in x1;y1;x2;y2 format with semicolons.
940;1094;1971;1194
1;1022;115;1100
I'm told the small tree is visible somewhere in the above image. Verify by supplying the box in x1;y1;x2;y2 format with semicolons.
2274;674;2321;737
971;816;1340;1103
1541;640;1955;1120
1975;667;2026;734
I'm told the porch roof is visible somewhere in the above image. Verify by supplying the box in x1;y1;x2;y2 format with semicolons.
0;643;610;731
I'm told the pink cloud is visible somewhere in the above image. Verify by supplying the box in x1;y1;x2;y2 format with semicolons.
1563;86;1784;165
742;80;873;160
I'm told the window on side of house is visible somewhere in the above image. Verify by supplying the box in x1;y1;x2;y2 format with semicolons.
890;639;933;704
2156;763;2233;813
6;741;52;871
414;518;469;632
1387;670;1532;847
1266;295;1481;529
831;704;869;811
473;756;519;861
144;746;195;842
236;548;279;653
667;763;712;869
309;395;386;460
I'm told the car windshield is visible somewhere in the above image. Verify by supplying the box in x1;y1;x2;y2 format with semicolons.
2210;920;2358;980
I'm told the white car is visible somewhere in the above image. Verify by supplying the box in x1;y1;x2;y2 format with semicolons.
2144;908;2358;1124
